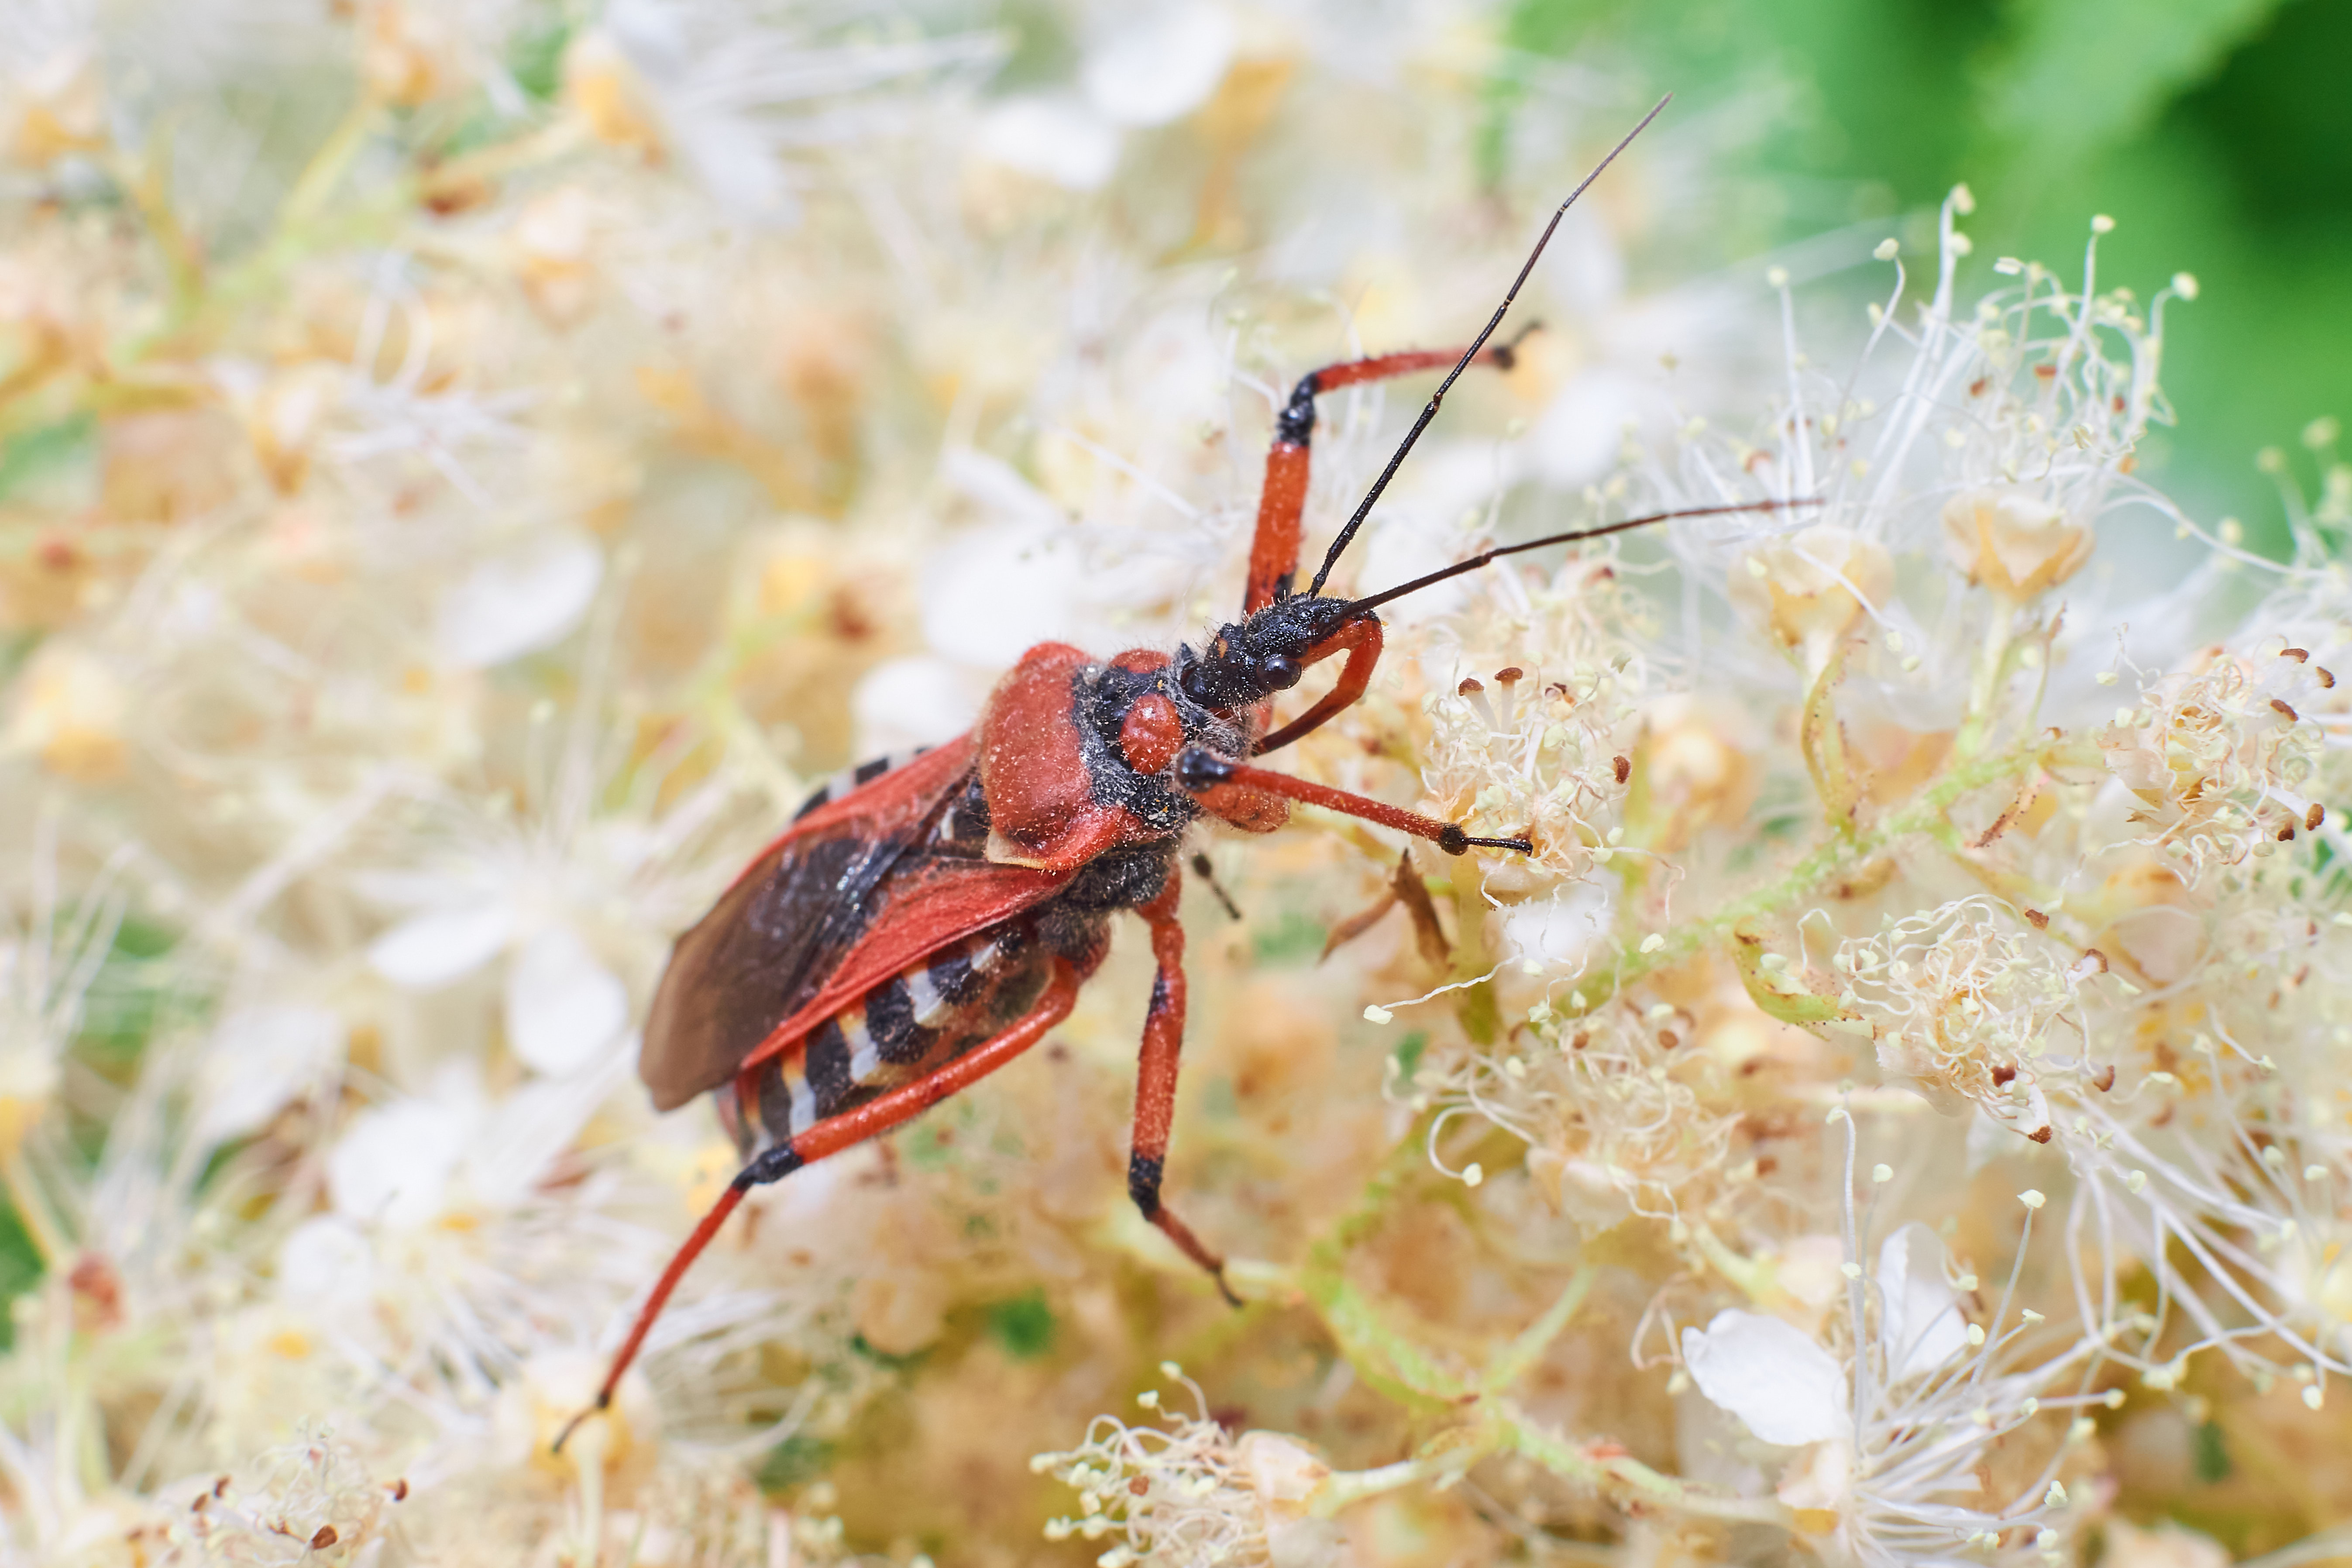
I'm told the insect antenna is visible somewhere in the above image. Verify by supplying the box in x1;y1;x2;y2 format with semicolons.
1303;92;1672;598
1342;496;1820;614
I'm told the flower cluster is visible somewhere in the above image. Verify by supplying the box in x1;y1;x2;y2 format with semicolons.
1031;1372;1337;1568
2098;642;2335;881
1410;997;1739;1231
2;2;2349;1566
1833;896;2104;1139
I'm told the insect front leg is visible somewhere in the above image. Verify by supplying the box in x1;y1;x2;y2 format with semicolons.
1178;749;1533;858
1244;338;1534;615
1125;865;1240;1306
1254;616;1383;756
555;959;1083;1454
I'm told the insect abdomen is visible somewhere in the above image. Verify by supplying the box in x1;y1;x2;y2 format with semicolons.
724;918;1052;1156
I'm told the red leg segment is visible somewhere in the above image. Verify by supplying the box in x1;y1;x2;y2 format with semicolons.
1244;338;1530;615
1126;865;1236;1303
1255;616;1383;755
554;961;1082;1453
1180;752;1531;857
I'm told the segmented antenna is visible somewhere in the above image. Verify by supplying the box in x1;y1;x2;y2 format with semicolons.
1305;93;1672;599
1341;498;1819;615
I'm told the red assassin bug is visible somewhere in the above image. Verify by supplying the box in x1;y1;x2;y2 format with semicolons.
556;93;1789;1450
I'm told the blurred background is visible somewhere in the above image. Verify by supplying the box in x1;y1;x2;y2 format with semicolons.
1470;0;2351;552
0;0;2348;1555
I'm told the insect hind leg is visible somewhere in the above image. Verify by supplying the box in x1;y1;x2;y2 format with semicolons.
554;963;1083;1455
551;1147;799;1455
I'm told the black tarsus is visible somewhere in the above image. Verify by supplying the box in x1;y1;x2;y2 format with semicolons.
1304;93;1672;598
1436;823;1534;856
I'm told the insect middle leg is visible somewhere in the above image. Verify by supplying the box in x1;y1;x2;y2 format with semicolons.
1245;336;1534;614
555;960;1082;1452
1126;865;1240;1305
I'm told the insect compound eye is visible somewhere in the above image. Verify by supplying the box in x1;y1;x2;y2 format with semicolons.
1259;653;1303;691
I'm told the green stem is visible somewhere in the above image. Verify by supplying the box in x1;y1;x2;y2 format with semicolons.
1492;1403;1795;1527
1953;600;2016;759
1479;1265;1596;1395
1573;732;2061;1017
1447;877;1502;1045
278;96;384;233
1313;1446;1485;1517
0;1143;69;1267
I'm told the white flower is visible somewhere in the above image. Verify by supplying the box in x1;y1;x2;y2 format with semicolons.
355;672;746;1082
975;94;1121;191
192;1003;343;1145
433;527;605;670
1036;1376;1340;1568
1681;1307;1846;1446
1681;1222;1974;1452
1079;3;1234;129
1875;1222;1974;1382
569;0;1001;224
1836;896;2094;1139
1417;1001;1736;1232
1681;1189;2096;1563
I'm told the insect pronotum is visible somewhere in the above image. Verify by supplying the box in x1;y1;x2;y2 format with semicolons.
554;92;1807;1451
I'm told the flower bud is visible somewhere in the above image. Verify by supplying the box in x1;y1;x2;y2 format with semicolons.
3;48;105;167
564;30;664;157
362;3;459;109
1940;486;2091;602
1730;525;1893;672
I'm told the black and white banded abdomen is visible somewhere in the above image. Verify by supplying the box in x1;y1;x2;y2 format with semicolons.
715;915;1059;1158
789;747;934;822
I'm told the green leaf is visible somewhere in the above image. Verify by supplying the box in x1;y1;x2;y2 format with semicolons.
0;1197;38;1350
1390;1031;1428;1083
756;1434;833;1493
1982;0;2286;153
507;16;572;103
1250;911;1327;967
983;1289;1056;1360
0;414;97;503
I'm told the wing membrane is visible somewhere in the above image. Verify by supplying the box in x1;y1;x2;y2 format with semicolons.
639;737;1070;1110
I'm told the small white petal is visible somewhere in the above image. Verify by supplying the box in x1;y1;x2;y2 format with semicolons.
921;515;1085;666
367;902;516;988
1681;1309;1847;1446
1081;3;1233;128
505;926;629;1076
437;529;603;669
277;1215;375;1302
461;1080;598;1208
1877;1223;1973;1381
850;656;989;758
1500;883;1613;970
977;95;1120;190
194;1005;343;1144
328;1098;474;1227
